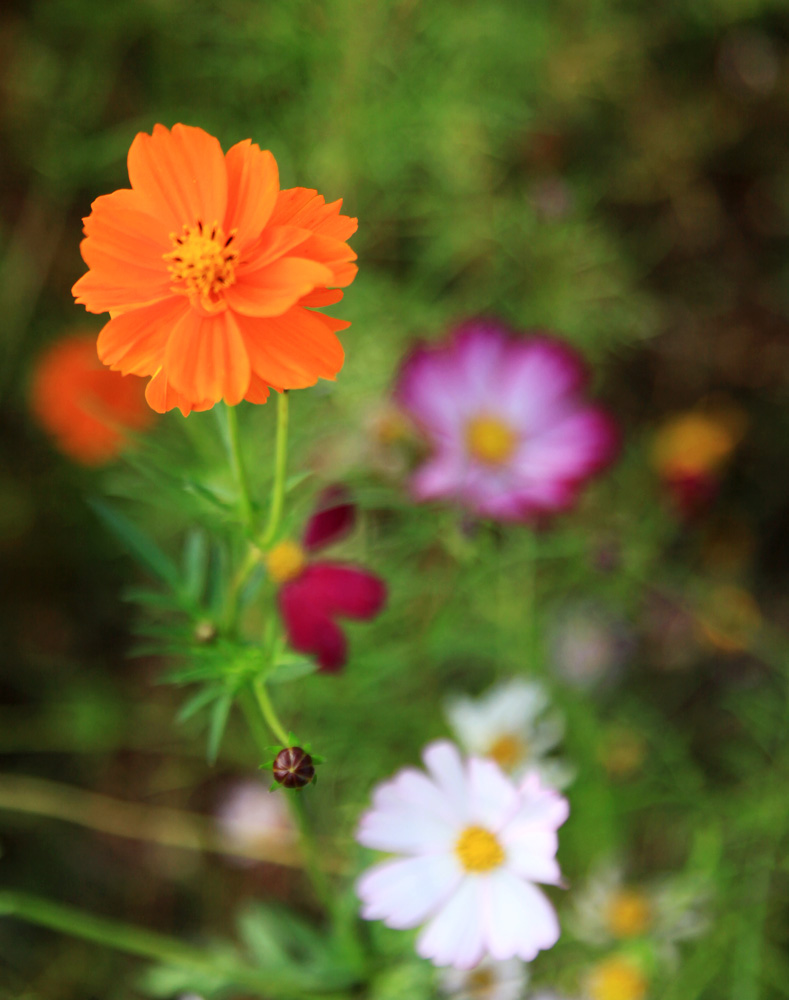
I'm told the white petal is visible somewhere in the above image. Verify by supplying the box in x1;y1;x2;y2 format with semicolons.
499;827;562;885
467;757;520;831
356;854;462;929
483;870;560;961
416;877;486;969
423;741;470;823
356;807;455;855
372;765;458;825
512;772;570;830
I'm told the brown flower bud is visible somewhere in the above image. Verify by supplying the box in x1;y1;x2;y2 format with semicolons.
272;746;315;788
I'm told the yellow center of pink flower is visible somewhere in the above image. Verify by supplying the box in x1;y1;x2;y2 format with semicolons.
465;415;517;466
455;826;505;873
587;957;648;1000
486;733;527;770
605;888;652;938
265;540;306;585
164;220;239;303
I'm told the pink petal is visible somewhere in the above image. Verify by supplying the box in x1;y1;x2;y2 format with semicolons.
512;406;619;485
496;335;589;432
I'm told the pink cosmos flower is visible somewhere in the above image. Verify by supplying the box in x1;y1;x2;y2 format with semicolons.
265;487;386;672
394;321;619;522
355;740;569;969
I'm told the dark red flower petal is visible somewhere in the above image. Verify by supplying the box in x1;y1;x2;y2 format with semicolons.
278;561;386;673
279;584;348;672
302;485;356;552
298;563;387;619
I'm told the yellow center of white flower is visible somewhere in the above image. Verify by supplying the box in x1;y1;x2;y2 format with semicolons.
465;415;517;465
265;540;307;585
605;888;652;938
455;826;505;873
587;957;648;1000
466;967;496;996
164;220;239;302
487;733;527;770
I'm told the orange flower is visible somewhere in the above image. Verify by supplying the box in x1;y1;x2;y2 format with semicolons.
72;124;357;415
30;332;153;465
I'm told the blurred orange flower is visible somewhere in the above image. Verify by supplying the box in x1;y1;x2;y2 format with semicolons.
651;404;747;517
30;333;152;465
72;124;357;415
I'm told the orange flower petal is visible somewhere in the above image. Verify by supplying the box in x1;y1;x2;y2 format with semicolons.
298;288;345;308
236;306;345;389
237;225;313;273
225;257;333;317
243;372;272;404
286;232;358;287
270;188;358;243
98;297;189;376
127;124;228;231
31;333;153;464
164;308;250;405
145;367;214;416
224;139;280;247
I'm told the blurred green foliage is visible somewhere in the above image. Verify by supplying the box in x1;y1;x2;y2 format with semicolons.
2;1;789;999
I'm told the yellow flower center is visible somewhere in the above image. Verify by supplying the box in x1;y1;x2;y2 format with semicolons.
164;220;239;304
587;957;648;1000
466;967;496;996
487;733;527;770
465;415;517;465
455;826;505;873
605;889;652;938
265;540;307;585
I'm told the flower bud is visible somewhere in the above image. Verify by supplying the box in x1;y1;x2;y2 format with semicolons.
272;746;315;788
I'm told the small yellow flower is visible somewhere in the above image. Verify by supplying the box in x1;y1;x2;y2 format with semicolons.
605;888;653;938
587;956;648;1000
652;407;746;478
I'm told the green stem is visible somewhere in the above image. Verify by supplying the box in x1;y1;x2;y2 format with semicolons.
251;677;290;746
0;891;340;998
225;402;255;531
259;390;290;548
245;679;334;913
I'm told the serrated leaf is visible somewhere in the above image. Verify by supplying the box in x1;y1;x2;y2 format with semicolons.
207;691;233;765
89;498;182;593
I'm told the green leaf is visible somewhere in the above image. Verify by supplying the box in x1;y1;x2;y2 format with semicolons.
89;498;182;593
267;655;317;684
177;686;222;724
182;528;209;603
206;691;233;765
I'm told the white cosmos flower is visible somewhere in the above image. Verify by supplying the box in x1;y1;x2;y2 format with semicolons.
446;679;575;789
570;863;709;966
441;956;528;1000
355;740;569;970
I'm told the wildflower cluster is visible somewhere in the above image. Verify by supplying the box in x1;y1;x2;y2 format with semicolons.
12;118;722;1000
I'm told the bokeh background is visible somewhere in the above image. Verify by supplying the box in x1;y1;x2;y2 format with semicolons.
1;1;789;998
